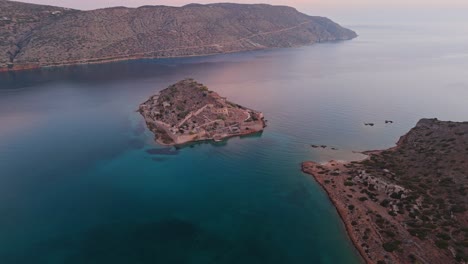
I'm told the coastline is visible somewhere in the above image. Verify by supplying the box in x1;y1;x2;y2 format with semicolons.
0;39;356;74
306;129;422;261
1;49;257;73
155;129;265;147
302;160;372;264
149;117;266;147
302;119;468;264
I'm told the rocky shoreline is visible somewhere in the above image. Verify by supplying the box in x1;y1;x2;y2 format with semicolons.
303;119;468;264
0;42;335;73
302;160;370;263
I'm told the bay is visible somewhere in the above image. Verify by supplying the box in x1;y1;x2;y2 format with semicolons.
0;21;467;264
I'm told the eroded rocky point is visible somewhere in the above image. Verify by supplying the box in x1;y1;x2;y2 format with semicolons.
138;79;266;145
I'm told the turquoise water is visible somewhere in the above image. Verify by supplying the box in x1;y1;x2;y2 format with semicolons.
1;23;468;263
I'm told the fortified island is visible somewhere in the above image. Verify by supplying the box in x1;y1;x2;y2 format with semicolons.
303;119;468;264
138;79;266;146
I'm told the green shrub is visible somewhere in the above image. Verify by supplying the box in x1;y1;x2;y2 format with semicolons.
384;230;396;238
383;240;401;252
456;252;467;262
390;192;402;199
344;181;354;186
435;240;449;249
408;228;428;239
451;204;466;213
436;233;451;241
380;199;390;207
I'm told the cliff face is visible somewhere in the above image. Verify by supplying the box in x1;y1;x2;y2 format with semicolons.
0;1;357;71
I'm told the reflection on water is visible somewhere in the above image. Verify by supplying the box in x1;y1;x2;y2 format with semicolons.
0;22;468;264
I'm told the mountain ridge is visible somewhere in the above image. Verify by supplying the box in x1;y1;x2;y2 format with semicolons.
0;0;357;71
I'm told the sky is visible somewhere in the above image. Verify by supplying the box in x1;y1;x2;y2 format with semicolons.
16;0;468;11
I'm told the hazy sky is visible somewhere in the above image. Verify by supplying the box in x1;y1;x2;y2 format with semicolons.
15;0;468;26
16;0;468;11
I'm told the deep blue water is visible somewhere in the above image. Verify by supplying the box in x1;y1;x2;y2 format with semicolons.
1;22;468;264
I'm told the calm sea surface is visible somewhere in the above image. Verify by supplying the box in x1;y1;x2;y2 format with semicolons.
1;22;468;263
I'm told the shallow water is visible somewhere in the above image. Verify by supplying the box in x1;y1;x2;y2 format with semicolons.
1;22;468;263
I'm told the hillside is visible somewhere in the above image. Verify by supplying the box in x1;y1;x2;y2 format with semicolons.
0;0;357;71
302;119;468;264
303;119;468;264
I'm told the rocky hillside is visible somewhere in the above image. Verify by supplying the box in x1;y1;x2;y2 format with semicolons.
303;119;468;264
0;0;357;71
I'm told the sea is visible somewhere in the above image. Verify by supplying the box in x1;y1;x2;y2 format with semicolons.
1;15;468;264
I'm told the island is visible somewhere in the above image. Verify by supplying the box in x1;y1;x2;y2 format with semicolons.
0;1;356;72
303;119;468;264
138;79;266;146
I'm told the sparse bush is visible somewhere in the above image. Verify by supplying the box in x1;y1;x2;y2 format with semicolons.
344;181;354;186
384;230;395;238
390;192;402;199
383;240;401;252
380;199;390;207
408;228;428;240
436;233;451;241
435;240;449;249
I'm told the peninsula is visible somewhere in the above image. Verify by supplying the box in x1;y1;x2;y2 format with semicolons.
138;79;266;146
303;119;468;264
0;0;357;72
